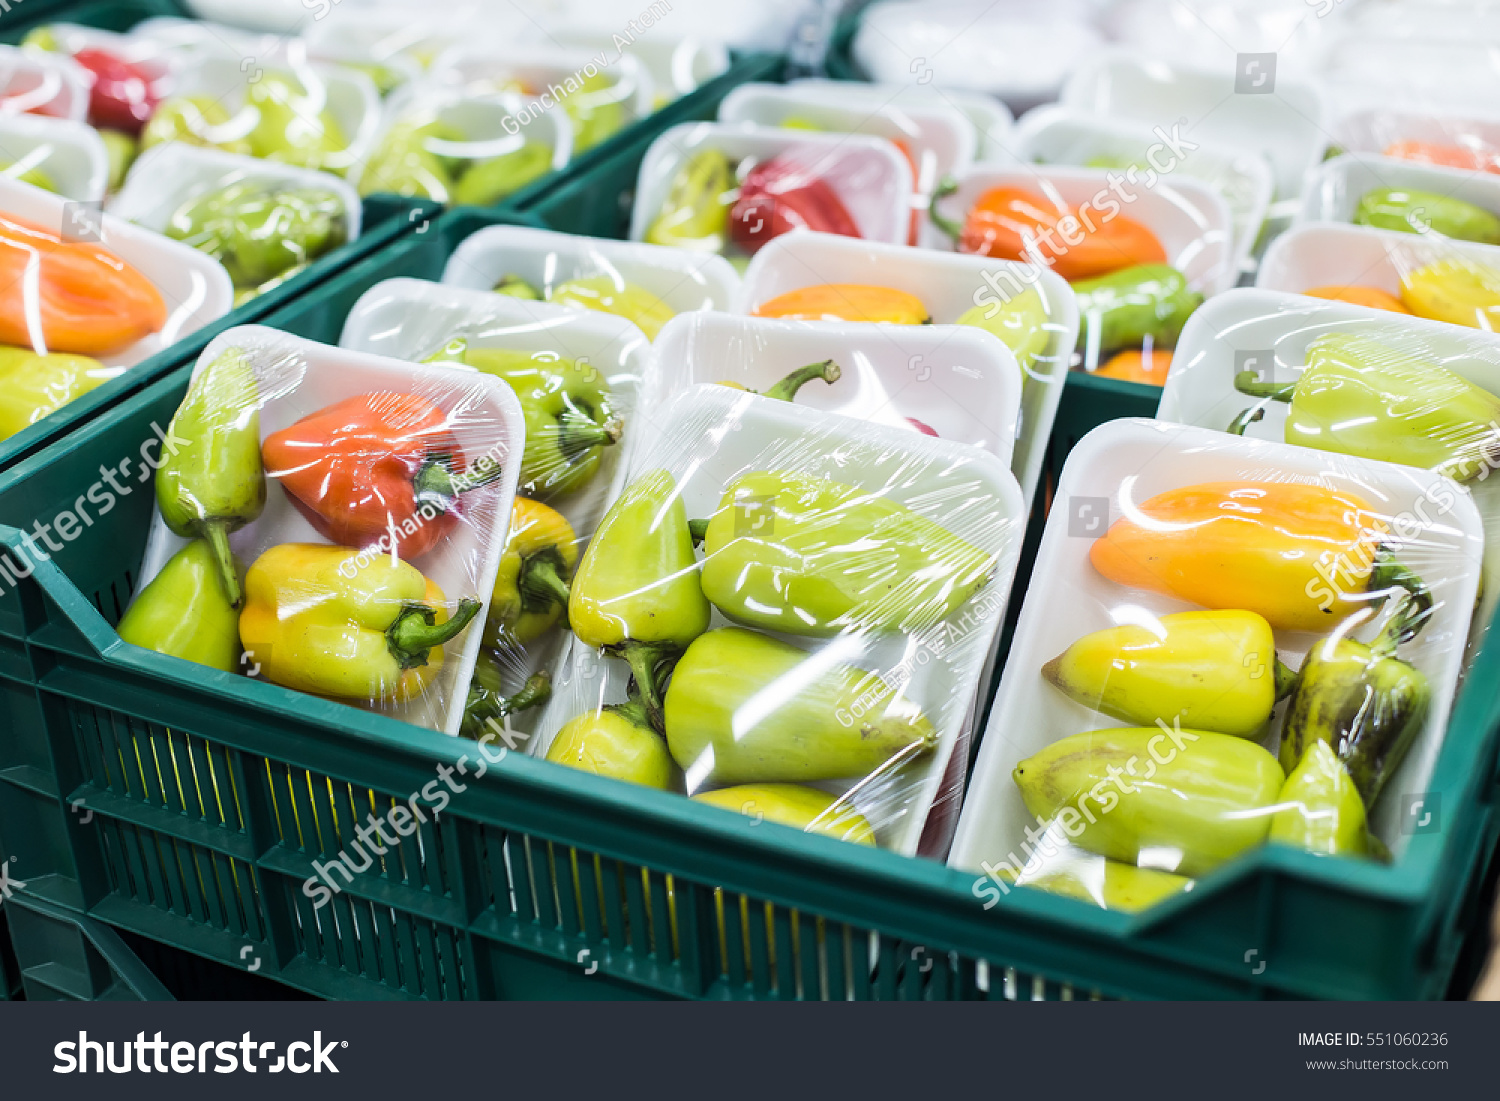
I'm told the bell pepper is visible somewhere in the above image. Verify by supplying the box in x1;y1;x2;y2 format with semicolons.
693;469;994;637
493;274;541;299
1400;259;1500;329
157;348;265;607
556;71;627;153
1042;609;1296;739
99;128;138;192
0;212;166;356
355;119;460;201
730;153;860;254
142;94;254;156
1355;187;1500;244
1012;727;1284;877
991;857;1192;913
663;627;937;786
1092;347;1172;385
1384;140;1500;174
547;276;675;340
0;346;111;442
262;390;494;560
569;469;710;728
646;148;734;252
461;662;552;740
930;182;1166;282
240;543;480;703
1089;481;1432;634
693;783;876;845
956;286;1052;372
1277;605;1430;807
546;694;676;789
1073;264;1201;360
247;72;349;173
452;143;553;205
71;47;161;136
166;181;347;289
443;340;620;499
117;538;242;672
1303;285;1410;314
1269;740;1371;858
716;359;842;401
752;284;930;324
485;497;577;649
1231;332;1500;480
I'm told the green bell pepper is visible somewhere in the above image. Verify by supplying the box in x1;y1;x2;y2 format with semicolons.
452;143;552;205
1073;263;1202;360
117;539;242;672
142;95;253;156
246;72;349;173
1355;187;1500;244
166;181;347;289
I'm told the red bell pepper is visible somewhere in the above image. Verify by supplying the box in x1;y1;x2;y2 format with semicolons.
72;47;161;135
262;392;491;559
730;153;861;254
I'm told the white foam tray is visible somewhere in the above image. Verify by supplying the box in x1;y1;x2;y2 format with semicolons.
921;163;1236;296
1318;34;1500;120
441;224;739;318
0;113;108;202
785;77;1014;163
428;43;655;125
950;418;1485;875
628;122;914;250
533;383;1028;857
1297;153;1500;230
0;176;232;370
734;229;1081;509
549;30;729;103
1256;221;1500;297
136;326;524;737
1331;106;1500;164
0;43;89;122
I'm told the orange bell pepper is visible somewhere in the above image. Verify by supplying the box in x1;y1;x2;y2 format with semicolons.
1303;285;1411;314
754;283;930;324
1088;481;1428;632
1094;348;1172;386
0;212;166;355
932;184;1165;282
1383;140;1500;174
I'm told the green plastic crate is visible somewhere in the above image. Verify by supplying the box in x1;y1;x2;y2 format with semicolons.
0;909;19;998
0;199;1498;1000
0;0;189;41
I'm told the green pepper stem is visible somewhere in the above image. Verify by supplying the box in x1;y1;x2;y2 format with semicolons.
519;552;572;610
414;454;511;506
1273;657;1298;701
463;670;552;738
201;520;242;608
1369;554;1434;649
612;640;677;734
604;696;654;730
1233;370;1297;402
1226;405;1264;437
471;649;508;696
388;598;482;669
762;359;842;401
558;414;623;460
928;176;963;240
687;518;709;546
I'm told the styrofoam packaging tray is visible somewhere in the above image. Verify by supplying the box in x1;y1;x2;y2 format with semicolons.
736;229;1081;508
0;176;233;370
170;51;382;178
628;122;914;250
786;78;1014;164
31;22;193;91
1101;0;1332;82
950;418;1485;878
1158;286;1500;648
0;44;89;122
1332;106;1500;163
1319;35;1500;120
852;0;1106;112
302;0;523;74
718;82;978;197
532;383;1028;857
109;142;363;243
550;30;730;103
1061;49;1327;203
1007;104;1273;271
136;325;524;737
441;224;739;317
1256;221;1500;297
922;163;1236;296
340;277;649;726
1298;153;1500;229
427;44;655;126
0;113;108;203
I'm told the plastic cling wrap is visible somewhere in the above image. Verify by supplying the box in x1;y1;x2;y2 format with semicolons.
1332;108;1500;176
533;385;1026;857
951;418;1483;912
339;277;647;736
127;326;523;736
441;224;740;342
1298;154;1500;243
0;114;109;202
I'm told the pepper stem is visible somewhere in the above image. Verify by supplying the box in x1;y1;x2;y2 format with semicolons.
463;670;552;739
928;176;963;240
762;359;842;401
1226;405;1264;437
558;414;623;460
687;518;709;546
611;640;677;734
414;454;510;506
1369;553;1434;648
1233;370;1297;402
1273;657;1298;701
200;520;241;608
604;696;654;730
388;598;482;669
519;551;572;611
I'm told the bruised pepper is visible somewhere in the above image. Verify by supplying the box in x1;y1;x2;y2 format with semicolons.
117;539;242;672
485;498;577;649
1089;481;1432;634
693;470;994;636
730;154;860;254
1229;332;1500;481
569;469;710;729
156;348;265;608
240;543;480;703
